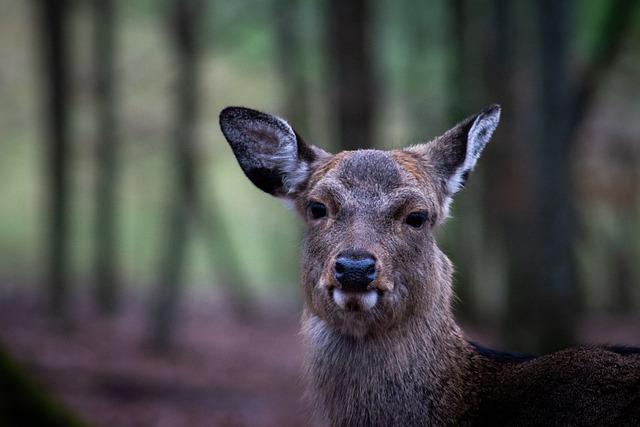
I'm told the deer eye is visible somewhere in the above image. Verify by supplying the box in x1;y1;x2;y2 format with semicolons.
405;211;428;229
308;201;327;219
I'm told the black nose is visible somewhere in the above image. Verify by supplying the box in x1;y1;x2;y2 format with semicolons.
334;250;377;291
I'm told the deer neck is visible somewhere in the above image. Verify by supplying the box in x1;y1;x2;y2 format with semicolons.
302;272;474;425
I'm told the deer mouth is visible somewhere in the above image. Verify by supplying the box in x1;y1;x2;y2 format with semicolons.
331;288;379;312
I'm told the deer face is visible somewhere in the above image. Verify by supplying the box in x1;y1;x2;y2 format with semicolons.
220;106;500;337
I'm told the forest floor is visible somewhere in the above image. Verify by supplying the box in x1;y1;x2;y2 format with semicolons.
0;291;639;427
0;292;306;427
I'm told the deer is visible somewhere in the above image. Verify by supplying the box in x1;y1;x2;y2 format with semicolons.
219;105;640;426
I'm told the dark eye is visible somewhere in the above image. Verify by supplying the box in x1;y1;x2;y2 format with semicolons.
405;211;428;228
308;202;327;219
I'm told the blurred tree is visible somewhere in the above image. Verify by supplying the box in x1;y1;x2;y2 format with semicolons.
326;0;378;150
401;0;440;140
449;0;482;122
149;0;253;350
483;0;540;348
36;0;71;320
568;0;638;142
150;0;203;350
533;0;578;351
273;0;311;135
92;0;120;315
578;0;639;311
198;203;253;315
494;0;639;352
446;0;484;321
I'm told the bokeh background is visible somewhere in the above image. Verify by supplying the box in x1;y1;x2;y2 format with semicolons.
1;0;639;425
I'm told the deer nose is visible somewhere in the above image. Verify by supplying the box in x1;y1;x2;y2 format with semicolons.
334;250;377;291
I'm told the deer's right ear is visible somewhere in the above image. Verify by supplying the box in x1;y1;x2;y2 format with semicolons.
220;107;328;198
409;104;500;195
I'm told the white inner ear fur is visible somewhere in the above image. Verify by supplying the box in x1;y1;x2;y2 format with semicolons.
254;116;312;196
446;108;501;195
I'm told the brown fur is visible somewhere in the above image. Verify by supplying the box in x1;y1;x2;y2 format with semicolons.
307;151;349;189
220;106;640;426
391;150;427;184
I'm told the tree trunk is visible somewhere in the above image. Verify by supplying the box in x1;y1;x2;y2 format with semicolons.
445;0;484;321
533;0;578;351
326;0;377;150
496;0;639;352
150;0;202;350
273;0;310;135
37;0;71;320
485;0;543;352
400;0;442;141
92;0;119;315
496;0;578;353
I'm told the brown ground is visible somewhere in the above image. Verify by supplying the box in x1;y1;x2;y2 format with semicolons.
0;292;307;427
0;291;638;427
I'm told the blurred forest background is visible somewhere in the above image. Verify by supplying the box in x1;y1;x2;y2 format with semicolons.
1;0;639;425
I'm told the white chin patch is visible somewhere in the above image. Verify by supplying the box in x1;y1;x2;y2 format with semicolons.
333;289;378;311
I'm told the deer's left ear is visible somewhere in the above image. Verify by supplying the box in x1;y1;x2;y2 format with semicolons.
220;106;329;198
409;104;500;195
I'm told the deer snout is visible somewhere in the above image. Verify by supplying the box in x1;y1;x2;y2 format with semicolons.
334;250;377;291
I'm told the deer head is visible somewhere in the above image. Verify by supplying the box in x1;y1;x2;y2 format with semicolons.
220;105;500;338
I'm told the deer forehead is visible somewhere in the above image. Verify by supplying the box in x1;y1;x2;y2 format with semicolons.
337;150;402;188
305;149;441;213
